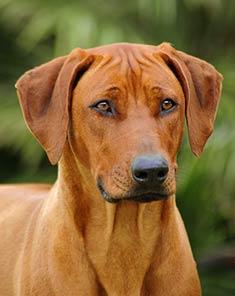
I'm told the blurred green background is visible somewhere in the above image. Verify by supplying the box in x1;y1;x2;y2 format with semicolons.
0;0;234;294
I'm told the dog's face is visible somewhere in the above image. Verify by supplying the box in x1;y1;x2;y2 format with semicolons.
16;43;222;203
70;46;185;202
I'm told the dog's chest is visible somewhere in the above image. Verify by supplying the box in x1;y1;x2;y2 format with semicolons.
84;204;163;295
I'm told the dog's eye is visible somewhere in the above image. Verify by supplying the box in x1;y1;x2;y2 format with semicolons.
96;101;111;112
90;100;114;117
160;98;177;113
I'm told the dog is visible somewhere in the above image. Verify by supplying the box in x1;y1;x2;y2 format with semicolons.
0;43;222;295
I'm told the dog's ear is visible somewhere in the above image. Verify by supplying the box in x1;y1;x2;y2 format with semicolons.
16;49;94;164
159;43;223;157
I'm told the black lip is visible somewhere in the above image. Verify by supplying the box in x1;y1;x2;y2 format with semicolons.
97;179;169;204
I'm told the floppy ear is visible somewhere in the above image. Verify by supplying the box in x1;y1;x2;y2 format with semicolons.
159;43;223;157
15;49;94;164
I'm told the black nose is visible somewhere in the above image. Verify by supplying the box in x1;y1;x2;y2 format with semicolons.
131;154;169;185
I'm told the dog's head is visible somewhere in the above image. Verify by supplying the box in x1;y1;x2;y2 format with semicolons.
16;43;222;203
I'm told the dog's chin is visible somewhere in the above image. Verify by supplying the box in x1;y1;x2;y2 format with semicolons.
97;179;171;204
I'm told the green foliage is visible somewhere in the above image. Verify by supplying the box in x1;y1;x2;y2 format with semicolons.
0;0;235;294
200;269;235;296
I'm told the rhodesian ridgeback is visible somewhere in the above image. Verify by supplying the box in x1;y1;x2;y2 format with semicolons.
0;43;222;295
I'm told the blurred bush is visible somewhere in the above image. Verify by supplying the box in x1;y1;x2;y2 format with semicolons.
0;0;235;294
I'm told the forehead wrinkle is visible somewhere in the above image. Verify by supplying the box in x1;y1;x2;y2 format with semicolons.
115;48;136;99
127;52;143;102
131;50;158;68
127;52;167;93
138;53;181;91
127;50;142;78
116;48;167;104
84;55;126;92
93;54;122;73
129;50;170;79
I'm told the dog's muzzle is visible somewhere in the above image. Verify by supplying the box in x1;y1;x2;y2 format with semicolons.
98;154;170;203
97;179;169;203
97;154;169;203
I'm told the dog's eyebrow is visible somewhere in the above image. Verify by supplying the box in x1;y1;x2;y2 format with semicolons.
101;86;123;97
92;86;123;101
107;86;121;93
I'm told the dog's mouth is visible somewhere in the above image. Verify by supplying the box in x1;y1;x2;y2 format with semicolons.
97;179;170;203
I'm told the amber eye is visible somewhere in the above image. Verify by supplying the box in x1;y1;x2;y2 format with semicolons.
97;101;111;111
161;98;176;112
90;100;114;117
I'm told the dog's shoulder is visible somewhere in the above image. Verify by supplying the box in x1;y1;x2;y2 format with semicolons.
0;183;51;211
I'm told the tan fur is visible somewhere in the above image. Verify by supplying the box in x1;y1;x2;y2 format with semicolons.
0;43;222;295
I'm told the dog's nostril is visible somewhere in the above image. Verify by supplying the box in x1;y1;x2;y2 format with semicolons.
157;168;168;180
135;170;148;181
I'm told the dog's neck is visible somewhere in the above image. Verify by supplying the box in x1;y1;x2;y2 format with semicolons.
50;145;179;294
